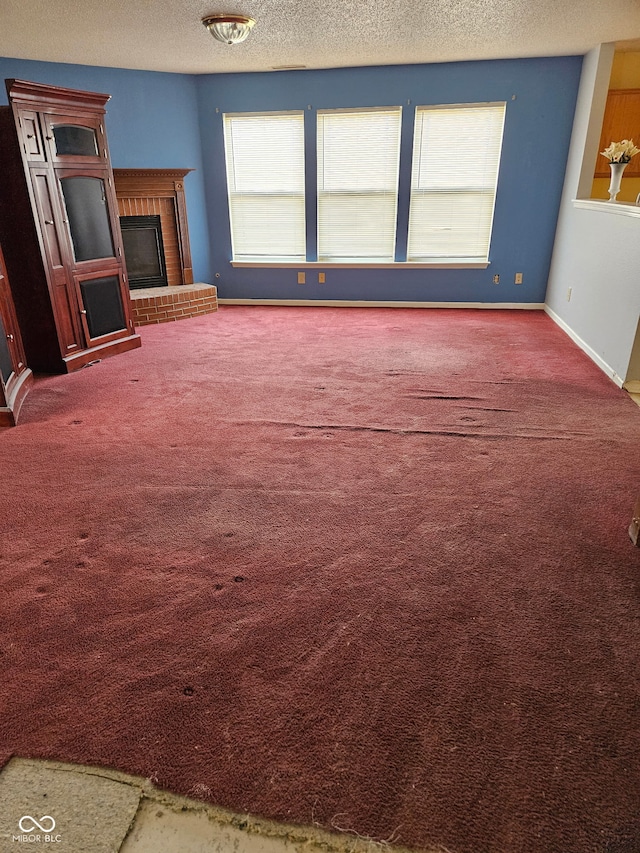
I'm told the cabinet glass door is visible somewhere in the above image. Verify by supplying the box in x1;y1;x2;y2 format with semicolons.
53;125;99;157
43;114;106;164
0;313;13;385
60;175;115;262
0;252;21;385
76;273;127;343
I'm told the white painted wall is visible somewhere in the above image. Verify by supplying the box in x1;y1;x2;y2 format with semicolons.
545;44;640;386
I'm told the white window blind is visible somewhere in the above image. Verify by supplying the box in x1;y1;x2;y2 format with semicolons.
407;103;506;262
223;112;306;261
317;107;402;262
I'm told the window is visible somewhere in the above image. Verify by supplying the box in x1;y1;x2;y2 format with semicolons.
407;103;506;262
317;107;402;262
224;103;506;267
223;112;305;261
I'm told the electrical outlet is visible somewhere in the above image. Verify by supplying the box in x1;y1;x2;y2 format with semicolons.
297;272;305;284
515;272;523;284
567;287;572;302
493;274;500;284
318;272;325;283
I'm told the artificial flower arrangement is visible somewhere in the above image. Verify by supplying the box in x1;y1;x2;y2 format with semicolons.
601;139;640;163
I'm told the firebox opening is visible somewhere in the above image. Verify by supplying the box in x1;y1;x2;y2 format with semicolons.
120;215;168;290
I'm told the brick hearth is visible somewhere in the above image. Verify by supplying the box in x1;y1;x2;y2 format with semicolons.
129;283;218;326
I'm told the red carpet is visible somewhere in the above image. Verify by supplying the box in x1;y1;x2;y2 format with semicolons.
2;306;640;853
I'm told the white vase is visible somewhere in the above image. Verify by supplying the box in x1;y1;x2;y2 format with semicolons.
608;162;628;201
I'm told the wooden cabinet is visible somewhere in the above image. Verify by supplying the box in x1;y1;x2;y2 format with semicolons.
0;241;33;427
0;79;140;373
595;89;640;178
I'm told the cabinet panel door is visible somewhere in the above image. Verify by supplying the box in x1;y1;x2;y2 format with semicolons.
32;171;67;268
31;169;84;354
17;110;47;162
42;113;107;164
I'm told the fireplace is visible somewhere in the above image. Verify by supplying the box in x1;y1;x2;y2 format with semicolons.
113;169;194;286
112;168;217;327
119;215;168;290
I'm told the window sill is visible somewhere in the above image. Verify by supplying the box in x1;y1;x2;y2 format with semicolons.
573;199;640;218
231;260;490;269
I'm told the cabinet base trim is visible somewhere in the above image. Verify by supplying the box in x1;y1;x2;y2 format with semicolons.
62;334;141;372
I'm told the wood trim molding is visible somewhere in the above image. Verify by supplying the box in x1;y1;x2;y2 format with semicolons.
6;78;110;112
113;169;193;181
113;168;194;285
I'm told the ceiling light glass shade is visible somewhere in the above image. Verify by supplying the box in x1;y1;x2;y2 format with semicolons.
202;14;256;45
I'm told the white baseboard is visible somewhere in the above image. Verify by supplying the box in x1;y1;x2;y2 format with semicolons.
544;305;624;387
218;298;546;310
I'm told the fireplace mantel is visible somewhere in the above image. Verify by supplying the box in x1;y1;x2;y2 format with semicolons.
113;169;194;286
114;168;193;182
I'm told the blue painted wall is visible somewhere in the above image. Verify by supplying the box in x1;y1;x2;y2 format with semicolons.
0;55;582;303
196;57;583;303
0;57;211;282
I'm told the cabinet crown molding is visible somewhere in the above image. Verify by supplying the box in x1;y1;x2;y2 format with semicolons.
6;78;110;113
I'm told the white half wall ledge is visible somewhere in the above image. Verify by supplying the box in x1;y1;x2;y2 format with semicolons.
217;299;546;309
545;304;624;387
573;199;640;218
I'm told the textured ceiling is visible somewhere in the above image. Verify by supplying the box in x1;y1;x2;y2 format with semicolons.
1;0;640;75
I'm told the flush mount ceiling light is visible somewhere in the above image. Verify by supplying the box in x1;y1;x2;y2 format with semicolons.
202;14;256;45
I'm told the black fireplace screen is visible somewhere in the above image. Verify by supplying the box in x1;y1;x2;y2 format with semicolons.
119;215;168;289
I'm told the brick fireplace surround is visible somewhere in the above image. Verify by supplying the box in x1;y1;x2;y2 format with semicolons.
113;169;217;326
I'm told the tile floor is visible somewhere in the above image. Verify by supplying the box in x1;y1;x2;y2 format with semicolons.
624;380;640;408
0;758;411;853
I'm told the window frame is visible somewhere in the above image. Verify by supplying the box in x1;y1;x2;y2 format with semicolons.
316;105;403;263
223;102;505;270
406;101;507;264
223;110;307;263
